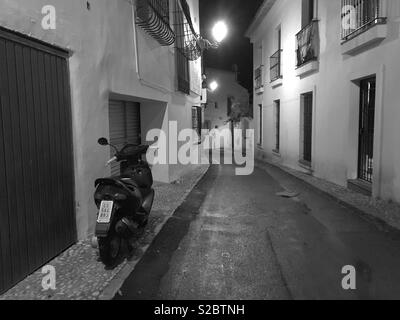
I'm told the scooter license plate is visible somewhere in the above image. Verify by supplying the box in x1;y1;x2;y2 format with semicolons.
97;201;114;224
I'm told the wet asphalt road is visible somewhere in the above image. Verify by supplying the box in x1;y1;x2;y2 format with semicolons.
115;163;400;300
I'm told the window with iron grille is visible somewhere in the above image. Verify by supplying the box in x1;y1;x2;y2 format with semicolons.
192;107;202;140
173;0;202;61
174;0;190;94
258;104;263;146
274;100;281;153
358;77;376;183
270;50;282;82
270;26;282;82
296;20;319;67
136;0;175;46
341;0;387;42
296;0;319;67
301;93;313;164
255;65;263;90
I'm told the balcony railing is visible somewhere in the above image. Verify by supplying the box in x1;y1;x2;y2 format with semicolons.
341;0;387;41
296;20;319;68
270;49;282;82
173;0;202;61
254;65;264;91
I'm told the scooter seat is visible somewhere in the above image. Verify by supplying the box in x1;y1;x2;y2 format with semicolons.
95;177;151;204
95;177;125;188
118;177;153;200
95;176;139;192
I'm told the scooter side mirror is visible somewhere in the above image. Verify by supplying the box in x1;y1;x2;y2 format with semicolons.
98;138;109;146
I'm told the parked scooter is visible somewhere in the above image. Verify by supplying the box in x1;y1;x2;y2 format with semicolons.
94;138;155;267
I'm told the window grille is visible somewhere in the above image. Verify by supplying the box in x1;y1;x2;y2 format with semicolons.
258;105;263;146
136;0;176;46
192;107;202;139
302;93;313;163
358;77;376;183
255;65;263;90
270;50;282;82
173;0;202;61
274;101;281;153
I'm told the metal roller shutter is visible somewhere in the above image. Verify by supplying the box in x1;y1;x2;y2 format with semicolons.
126;102;142;146
108;100;141;176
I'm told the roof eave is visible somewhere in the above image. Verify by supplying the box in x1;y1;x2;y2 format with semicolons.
245;0;277;41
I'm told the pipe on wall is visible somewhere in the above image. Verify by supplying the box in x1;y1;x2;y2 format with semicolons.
129;0;173;94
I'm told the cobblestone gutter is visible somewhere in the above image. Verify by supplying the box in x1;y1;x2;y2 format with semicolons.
0;165;210;300
257;160;400;232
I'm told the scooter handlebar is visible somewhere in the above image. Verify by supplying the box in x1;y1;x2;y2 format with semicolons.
106;156;118;167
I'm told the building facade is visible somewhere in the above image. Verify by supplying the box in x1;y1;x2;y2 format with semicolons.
0;0;202;293
247;0;400;203
204;67;250;148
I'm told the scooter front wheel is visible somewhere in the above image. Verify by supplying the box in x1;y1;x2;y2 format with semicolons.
98;233;122;268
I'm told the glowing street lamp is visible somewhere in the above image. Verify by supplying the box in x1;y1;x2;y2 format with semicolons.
197;21;228;51
212;21;228;43
209;81;219;92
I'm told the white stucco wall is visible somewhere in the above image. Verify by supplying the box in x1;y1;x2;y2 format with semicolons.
0;0;202;239
248;0;400;203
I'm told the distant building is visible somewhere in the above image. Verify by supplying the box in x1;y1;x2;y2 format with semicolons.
246;0;400;202
204;67;250;148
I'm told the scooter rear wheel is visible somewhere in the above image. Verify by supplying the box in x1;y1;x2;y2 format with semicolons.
98;233;122;268
138;216;149;229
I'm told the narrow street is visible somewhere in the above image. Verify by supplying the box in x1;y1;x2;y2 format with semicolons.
115;162;400;300
2;0;400;306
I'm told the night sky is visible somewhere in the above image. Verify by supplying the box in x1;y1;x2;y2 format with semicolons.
199;0;264;91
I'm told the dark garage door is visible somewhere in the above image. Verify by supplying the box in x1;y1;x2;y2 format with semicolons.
0;29;76;294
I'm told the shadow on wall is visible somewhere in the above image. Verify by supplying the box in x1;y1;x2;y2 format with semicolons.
140;98;169;183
